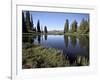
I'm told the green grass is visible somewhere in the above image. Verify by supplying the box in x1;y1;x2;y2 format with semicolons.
22;45;69;69
22;44;89;69
23;31;89;36
64;32;89;36
23;32;64;35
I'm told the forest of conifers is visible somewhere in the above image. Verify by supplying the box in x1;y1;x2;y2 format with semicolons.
22;11;89;34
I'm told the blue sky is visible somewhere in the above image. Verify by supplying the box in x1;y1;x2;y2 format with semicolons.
29;11;89;31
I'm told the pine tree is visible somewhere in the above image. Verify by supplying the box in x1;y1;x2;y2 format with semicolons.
79;18;89;34
25;11;31;32
70;20;77;33
64;19;69;33
22;11;26;33
44;26;48;33
30;14;33;31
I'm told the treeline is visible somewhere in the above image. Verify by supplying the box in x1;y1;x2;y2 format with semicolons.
22;11;48;33
22;11;89;34
64;18;89;34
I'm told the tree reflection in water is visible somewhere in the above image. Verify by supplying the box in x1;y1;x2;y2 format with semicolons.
78;35;89;49
37;35;41;44
70;35;77;48
22;34;37;49
63;35;89;66
64;35;68;48
44;34;47;40
22;34;89;67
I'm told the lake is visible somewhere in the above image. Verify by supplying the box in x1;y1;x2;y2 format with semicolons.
22;34;89;66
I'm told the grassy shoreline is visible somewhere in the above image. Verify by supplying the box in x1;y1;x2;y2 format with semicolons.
22;43;89;69
22;44;69;68
22;32;89;36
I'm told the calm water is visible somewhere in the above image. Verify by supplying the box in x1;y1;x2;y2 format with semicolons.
23;34;89;66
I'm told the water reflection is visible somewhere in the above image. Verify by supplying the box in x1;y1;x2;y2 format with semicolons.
22;34;37;48
22;34;89;51
37;35;41;44
22;34;89;66
22;34;37;43
64;35;68;48
78;35;89;49
44;34;47;40
22;34;89;50
70;35;77;48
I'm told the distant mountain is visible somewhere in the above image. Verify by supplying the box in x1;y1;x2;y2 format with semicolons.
48;30;64;32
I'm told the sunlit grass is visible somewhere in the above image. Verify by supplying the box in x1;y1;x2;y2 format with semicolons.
22;45;69;69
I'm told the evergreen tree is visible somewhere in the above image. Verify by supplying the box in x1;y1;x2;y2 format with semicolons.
79;18;89;34
70;20;77;33
30;14;33;31
79;19;85;33
84;19;89;33
64;19;69;33
22;11;26;33
37;20;41;32
44;26;48;33
25;11;31;32
86;19;89;33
